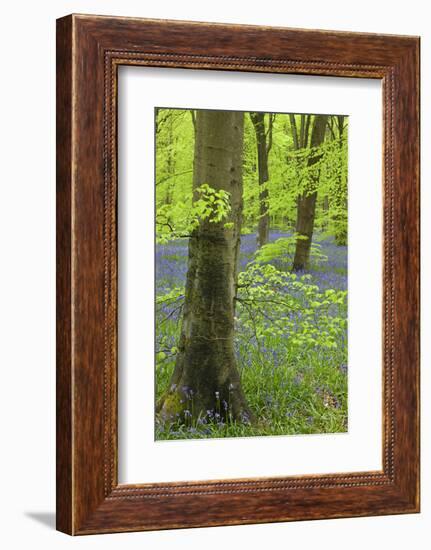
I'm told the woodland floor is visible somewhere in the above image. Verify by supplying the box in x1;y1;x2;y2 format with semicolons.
155;231;348;440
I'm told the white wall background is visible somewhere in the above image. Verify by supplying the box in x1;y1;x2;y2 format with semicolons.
0;0;427;548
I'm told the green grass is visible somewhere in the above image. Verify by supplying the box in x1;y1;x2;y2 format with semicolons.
155;231;348;441
155;317;347;440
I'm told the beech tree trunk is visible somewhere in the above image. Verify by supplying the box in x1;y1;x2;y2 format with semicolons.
292;114;328;271
158;110;252;423
250;112;270;247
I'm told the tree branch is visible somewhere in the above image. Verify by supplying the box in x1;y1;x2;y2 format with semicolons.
156;169;193;186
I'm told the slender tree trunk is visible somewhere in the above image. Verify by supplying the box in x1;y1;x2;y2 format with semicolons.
158;110;252;423
165;114;175;205
333;115;347;246
322;194;329;229
250;112;270;247
292;115;328;271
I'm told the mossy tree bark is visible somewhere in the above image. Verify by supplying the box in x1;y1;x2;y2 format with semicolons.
292;114;328;271
158;110;252;423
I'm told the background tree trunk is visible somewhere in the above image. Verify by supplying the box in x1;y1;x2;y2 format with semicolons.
250;112;271;247
165;113;175;205
158;110;252;423
292;114;328;271
334;115;347;246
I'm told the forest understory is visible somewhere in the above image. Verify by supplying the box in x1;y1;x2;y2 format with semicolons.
155;230;348;440
155;109;348;440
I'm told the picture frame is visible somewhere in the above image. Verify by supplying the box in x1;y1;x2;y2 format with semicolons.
56;14;420;535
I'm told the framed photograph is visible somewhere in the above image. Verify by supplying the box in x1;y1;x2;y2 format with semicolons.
56;14;420;535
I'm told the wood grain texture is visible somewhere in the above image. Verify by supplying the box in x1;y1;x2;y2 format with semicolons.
56;15;73;535
56;14;420;535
